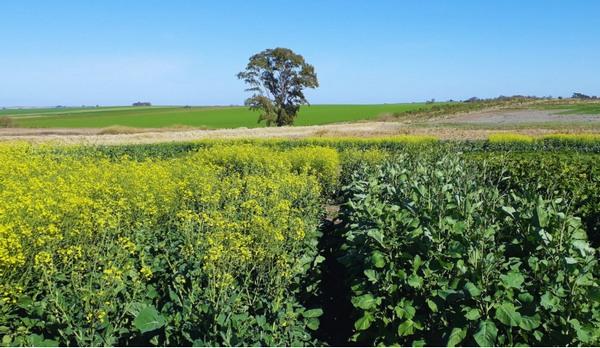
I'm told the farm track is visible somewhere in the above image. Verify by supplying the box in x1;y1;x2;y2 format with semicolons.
1;109;599;144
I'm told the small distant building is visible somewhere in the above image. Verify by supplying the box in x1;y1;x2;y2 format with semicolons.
132;101;152;107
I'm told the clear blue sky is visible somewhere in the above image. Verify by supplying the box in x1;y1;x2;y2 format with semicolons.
1;0;598;106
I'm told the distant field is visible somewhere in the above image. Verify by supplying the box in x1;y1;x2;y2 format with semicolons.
0;106;123;117
5;104;437;128
542;103;600;115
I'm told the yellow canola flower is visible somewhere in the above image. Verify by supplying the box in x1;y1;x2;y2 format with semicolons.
118;237;136;254
0;143;329;315
140;266;153;280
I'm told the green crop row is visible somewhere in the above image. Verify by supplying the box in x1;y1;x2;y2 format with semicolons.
339;151;600;346
41;134;600;161
469;152;600;247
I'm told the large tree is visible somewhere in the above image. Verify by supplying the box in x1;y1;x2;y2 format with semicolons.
237;48;319;126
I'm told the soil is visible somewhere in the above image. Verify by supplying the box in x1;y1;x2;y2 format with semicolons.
435;109;600;124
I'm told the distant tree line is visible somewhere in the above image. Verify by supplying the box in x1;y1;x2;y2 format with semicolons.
133;101;152;107
463;95;548;103
459;93;599;103
572;92;598;100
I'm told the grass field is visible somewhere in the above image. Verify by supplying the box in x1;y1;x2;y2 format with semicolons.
5;103;436;128
0;106;122;117
543;103;600;114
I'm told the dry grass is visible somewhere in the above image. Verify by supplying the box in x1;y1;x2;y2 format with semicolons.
7;124;597;145
98;124;207;135
0;117;15;128
98;126;148;135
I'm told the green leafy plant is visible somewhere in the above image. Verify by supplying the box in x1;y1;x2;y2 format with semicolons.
340;153;600;346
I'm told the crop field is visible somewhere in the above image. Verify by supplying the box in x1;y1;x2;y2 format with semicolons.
543;103;600;115
3;103;438;129
0;135;599;346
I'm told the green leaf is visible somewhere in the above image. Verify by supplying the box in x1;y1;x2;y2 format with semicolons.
352;294;378;310
2;335;11;346
587;287;600;302
500;271;525;289
474;320;497;347
412;339;426;347
465;308;481;321
28;334;58;347
313;255;325;266
146;285;158;300
407;274;423;288
367;229;385;246
447;327;467;347
398;320;416;336
534;198;549;228
133;305;166;334
302;308;323;318
494;302;522;327
572;240;595;257
564;257;578;264
395;303;416;320
438;289;459;300
256;315;267;328
540;291;560;312
426;299;438;313
412;254;423;272
518;292;534;303
519;314;541;331
371;251;386;268
455;259;467;274
464;282;481;297
17;296;33;308
306;318;320;331
502;206;516;218
538;229;553;245
354;312;373;331
569;319;593;343
364;269;378;283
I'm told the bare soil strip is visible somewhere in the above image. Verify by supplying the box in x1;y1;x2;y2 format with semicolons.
435;109;600;124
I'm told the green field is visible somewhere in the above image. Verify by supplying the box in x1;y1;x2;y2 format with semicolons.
5;104;435;128
543;103;600;114
0;106;123;117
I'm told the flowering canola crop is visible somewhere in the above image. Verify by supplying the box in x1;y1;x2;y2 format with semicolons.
0;143;339;346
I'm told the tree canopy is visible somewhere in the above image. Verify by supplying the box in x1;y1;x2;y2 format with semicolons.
237;48;319;126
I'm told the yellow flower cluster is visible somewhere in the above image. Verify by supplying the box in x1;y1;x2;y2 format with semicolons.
541;133;600;142
488;133;535;143
0;143;334;327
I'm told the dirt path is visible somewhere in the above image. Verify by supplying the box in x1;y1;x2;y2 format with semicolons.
1;109;599;145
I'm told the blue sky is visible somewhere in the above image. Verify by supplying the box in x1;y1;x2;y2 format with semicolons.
1;0;598;106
